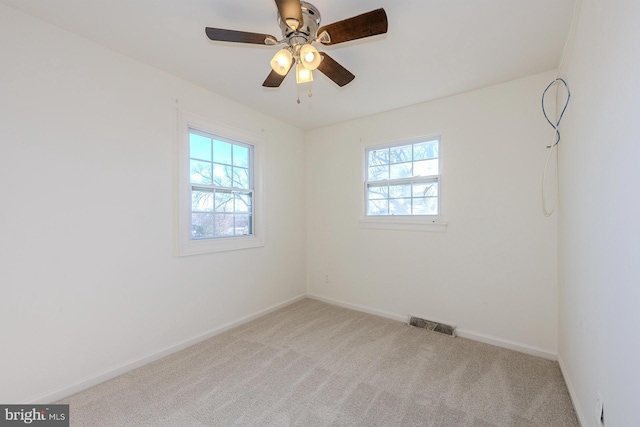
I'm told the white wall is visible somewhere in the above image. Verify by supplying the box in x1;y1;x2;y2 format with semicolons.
0;5;306;403
306;71;559;356
10;1;635;415
558;1;640;425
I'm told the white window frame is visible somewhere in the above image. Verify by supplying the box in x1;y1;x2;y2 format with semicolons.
178;111;266;255
359;136;447;232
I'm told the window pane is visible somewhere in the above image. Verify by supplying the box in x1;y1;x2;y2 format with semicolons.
190;133;212;161
233;167;249;189
234;214;251;235
213;140;232;165
368;165;389;181
390;163;412;179
235;193;251;213
413;140;438;160
364;138;440;218
367;185;388;200
190;160;212;184
389;184;411;198
214;214;234;237
390;145;412;164
413;182;438;197
413;197;438;215
368;200;388;215
192;213;214;239
192;189;213;212
212;163;233;187
183;121;258;248
233;145;249;168
414;159;439;176
368;148;389;166
214;191;234;212
389;198;411;215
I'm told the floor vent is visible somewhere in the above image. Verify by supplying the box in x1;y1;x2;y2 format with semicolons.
409;316;456;337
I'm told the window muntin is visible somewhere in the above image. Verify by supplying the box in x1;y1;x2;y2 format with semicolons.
188;128;254;239
365;137;440;217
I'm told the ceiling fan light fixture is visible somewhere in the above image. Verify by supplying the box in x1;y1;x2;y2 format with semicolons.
270;49;293;76
299;44;321;70
296;63;314;84
206;3;388;90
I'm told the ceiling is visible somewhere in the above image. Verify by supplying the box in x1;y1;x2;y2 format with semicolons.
1;0;575;131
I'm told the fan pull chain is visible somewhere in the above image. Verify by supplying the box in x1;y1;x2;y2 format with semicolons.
295;83;312;103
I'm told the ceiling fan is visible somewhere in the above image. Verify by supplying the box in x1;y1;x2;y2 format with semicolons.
205;0;388;89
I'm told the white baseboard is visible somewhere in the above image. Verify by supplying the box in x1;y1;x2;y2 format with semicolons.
307;293;407;323
558;354;587;426
307;293;557;361
28;293;307;404
455;329;557;361
30;293;560;404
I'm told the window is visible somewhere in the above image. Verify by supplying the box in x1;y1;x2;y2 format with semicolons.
178;112;265;255
189;129;253;239
365;137;440;217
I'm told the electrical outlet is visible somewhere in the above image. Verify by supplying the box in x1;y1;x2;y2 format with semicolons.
594;393;604;426
324;274;329;284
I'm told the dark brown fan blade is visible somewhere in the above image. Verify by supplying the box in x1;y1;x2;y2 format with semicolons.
274;0;303;30
318;9;388;45
262;67;292;88
205;28;276;45
317;53;355;87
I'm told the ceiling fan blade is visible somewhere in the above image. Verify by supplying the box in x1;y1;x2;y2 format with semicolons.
274;0;304;30
318;8;388;45
205;27;276;45
317;53;355;87
262;67;292;88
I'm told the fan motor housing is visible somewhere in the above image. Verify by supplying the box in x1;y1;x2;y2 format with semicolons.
278;1;321;45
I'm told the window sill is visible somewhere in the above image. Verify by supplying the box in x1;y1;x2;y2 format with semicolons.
358;217;447;233
178;234;265;256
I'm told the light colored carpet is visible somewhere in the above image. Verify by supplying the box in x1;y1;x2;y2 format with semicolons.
58;299;579;426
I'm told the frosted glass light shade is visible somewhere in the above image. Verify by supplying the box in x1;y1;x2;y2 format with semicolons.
296;63;313;84
270;49;293;76
299;44;321;70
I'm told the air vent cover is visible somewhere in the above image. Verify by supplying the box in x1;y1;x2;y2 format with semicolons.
409;316;456;337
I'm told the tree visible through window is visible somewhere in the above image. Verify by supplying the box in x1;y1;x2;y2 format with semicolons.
189;129;253;239
365;137;440;216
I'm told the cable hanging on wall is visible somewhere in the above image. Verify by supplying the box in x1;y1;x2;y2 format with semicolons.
541;78;571;217
542;78;571;147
